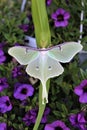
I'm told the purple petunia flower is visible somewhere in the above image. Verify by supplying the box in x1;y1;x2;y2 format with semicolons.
45;120;70;130
0;49;6;64
12;66;22;78
51;8;70;27
13;83;34;101
19;24;29;32
46;0;52;6
69;112;87;130
0;96;12;113
23;107;50;126
41;107;50;123
0;122;7;130
0;77;9;92
74;80;87;103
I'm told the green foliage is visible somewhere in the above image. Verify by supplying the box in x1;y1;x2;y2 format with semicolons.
0;0;87;130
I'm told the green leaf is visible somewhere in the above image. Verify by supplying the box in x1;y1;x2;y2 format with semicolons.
10;114;15;120
31;0;51;47
53;110;62;117
61;104;68;115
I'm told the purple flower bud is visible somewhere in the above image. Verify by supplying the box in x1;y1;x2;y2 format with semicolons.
46;0;52;6
12;66;22;78
0;49;6;64
19;24;29;32
0;77;9;92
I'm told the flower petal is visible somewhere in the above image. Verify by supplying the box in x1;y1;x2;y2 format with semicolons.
51;13;57;20
64;12;70;20
54;20;68;27
79;93;87;103
45;124;54;130
74;87;83;96
56;8;65;15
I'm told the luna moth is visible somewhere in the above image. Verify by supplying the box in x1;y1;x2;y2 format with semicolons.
8;42;83;104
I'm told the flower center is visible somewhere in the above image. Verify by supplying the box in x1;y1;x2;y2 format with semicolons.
83;85;87;92
0;80;4;85
84;114;87;120
57;15;64;21
6;100;10;106
55;127;63;130
75;116;78;123
21;88;27;95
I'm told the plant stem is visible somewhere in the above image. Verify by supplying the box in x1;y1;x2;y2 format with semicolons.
31;0;51;48
33;80;50;130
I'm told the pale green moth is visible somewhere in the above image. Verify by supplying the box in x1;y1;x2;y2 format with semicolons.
8;42;83;104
